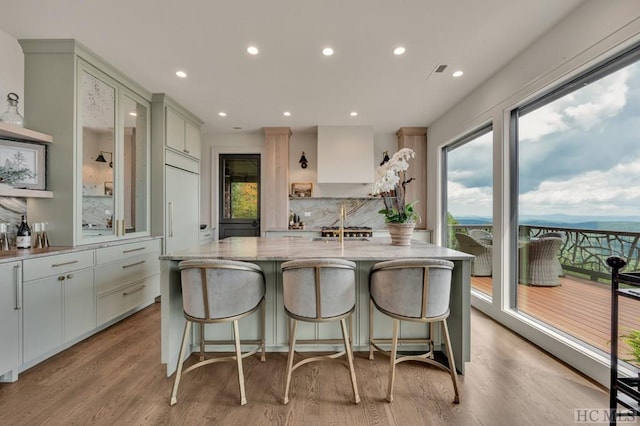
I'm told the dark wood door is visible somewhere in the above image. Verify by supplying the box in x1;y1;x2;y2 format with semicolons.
218;154;260;239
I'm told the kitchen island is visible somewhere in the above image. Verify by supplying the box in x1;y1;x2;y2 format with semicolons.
159;237;473;375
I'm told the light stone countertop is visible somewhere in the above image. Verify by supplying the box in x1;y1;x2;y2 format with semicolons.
0;236;161;264
160;236;471;261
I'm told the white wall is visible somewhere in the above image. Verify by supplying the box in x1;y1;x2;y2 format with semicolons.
0;29;24;117
426;0;640;385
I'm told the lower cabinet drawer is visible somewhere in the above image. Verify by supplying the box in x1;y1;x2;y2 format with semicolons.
96;275;159;326
95;252;160;296
23;251;94;282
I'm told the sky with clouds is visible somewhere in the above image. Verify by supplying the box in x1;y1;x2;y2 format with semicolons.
447;61;640;221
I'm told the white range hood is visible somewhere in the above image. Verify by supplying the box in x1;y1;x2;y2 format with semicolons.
316;125;375;183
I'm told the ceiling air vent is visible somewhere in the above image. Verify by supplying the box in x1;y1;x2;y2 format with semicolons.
434;64;448;73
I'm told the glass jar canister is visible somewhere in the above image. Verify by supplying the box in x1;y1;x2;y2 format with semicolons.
0;92;24;127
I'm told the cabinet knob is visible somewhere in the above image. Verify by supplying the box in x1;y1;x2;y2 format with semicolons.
66;274;73;279
58;275;65;281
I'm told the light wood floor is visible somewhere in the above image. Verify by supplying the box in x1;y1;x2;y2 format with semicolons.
0;302;607;425
472;275;640;356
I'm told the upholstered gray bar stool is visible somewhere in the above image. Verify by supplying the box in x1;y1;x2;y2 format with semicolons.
369;259;460;403
281;258;360;405
170;259;266;406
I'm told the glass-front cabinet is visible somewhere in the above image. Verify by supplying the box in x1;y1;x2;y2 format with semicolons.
20;39;151;246
78;62;149;243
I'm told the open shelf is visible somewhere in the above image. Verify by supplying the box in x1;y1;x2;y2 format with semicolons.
0;122;53;144
0;188;53;198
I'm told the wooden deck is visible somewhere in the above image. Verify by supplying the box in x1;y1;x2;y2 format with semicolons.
472;275;640;357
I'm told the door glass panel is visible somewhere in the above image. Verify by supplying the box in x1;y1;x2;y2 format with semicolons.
515;55;640;358
122;94;148;234
445;127;493;299
81;69;116;239
219;154;260;238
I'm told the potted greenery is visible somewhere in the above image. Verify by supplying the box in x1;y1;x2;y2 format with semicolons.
372;148;420;245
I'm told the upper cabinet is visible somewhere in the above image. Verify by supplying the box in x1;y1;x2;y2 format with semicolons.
164;101;201;160
316;125;374;183
20;39;151;246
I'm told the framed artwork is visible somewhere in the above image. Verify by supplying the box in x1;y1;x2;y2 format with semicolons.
0;139;46;189
291;182;313;198
104;181;113;196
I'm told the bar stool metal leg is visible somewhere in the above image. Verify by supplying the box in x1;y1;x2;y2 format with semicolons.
441;319;460;403
232;319;247;406
369;299;375;360
283;319;298;404
387;318;400;403
260;302;266;362
340;317;360;404
199;324;205;361
170;320;192;406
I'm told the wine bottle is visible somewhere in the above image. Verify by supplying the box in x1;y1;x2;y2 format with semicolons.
16;215;31;249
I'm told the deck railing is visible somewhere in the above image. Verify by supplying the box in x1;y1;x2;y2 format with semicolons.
450;224;640;283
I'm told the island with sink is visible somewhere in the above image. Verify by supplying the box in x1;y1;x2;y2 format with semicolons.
159;236;473;376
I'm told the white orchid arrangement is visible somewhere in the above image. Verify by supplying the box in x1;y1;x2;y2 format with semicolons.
373;148;420;224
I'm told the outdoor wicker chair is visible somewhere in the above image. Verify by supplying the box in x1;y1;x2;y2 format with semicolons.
468;229;493;245
521;237;563;286
455;233;492;277
538;232;564;276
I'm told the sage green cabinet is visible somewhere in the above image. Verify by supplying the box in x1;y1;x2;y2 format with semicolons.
20;39;151;246
95;239;160;326
0;261;22;382
150;94;203;254
166;105;201;159
22;251;95;364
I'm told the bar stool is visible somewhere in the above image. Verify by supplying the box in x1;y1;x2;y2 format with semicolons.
170;259;266;406
281;258;360;404
369;258;460;403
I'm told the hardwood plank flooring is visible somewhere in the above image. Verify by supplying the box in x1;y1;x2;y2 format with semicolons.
0;302;607;425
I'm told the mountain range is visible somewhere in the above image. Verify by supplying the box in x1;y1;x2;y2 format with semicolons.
455;214;640;232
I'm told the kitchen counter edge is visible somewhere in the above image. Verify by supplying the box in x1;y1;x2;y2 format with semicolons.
0;236;162;264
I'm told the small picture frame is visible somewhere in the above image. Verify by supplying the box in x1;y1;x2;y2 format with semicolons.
0;139;47;190
291;182;313;198
104;181;113;196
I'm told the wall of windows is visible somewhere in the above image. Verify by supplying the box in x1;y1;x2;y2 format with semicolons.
427;1;640;385
512;44;640;361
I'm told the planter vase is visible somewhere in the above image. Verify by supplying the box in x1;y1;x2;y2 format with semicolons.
387;222;415;246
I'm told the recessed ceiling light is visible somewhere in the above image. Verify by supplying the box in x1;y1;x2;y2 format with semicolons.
247;46;259;55
283;111;291;116
350;112;358;117
393;47;406;55
218;112;227;117
452;70;464;78
175;70;187;78
322;47;334;56
129;112;137;117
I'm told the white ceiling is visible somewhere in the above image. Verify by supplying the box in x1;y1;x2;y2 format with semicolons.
0;0;583;135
